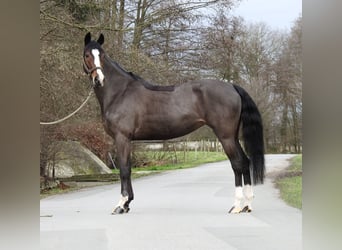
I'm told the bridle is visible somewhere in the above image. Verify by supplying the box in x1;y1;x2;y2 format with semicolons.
83;60;103;76
83;45;107;90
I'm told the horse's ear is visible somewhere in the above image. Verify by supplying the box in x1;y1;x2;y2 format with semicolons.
84;32;91;46
97;33;104;45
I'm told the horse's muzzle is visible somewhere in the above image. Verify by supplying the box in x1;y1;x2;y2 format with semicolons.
93;75;104;88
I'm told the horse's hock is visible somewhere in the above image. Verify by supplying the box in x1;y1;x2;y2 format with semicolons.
45;141;112;178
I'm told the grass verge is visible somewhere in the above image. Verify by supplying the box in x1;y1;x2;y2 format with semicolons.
132;151;227;172
275;155;302;209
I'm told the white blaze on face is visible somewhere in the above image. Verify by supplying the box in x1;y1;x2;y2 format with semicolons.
91;49;105;86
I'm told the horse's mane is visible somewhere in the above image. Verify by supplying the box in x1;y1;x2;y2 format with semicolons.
106;55;175;92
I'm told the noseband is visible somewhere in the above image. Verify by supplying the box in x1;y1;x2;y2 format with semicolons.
83;61;103;76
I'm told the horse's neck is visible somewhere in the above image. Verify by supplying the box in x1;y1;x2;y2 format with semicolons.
94;57;136;115
93;88;106;117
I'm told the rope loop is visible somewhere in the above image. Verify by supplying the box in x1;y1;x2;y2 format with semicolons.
40;90;93;125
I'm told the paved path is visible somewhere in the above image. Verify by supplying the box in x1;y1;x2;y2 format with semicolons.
40;154;301;250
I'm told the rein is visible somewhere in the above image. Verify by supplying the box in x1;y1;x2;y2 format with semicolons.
40;89;93;125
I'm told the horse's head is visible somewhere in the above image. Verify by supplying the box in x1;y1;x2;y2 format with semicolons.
83;32;105;87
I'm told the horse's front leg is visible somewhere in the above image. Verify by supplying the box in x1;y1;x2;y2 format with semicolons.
112;134;134;214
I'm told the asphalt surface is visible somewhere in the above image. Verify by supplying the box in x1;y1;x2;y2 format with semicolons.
40;154;302;250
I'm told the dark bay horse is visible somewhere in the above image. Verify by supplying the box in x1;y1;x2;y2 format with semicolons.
83;32;265;214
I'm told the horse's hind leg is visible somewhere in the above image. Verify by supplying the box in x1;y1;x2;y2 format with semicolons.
241;149;254;213
219;137;252;213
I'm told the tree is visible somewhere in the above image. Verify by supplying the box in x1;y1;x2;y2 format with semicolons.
199;9;244;81
198;10;302;153
272;16;302;152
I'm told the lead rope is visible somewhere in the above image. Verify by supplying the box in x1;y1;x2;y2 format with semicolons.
40;90;93;125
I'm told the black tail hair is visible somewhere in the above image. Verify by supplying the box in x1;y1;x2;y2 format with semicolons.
233;84;265;184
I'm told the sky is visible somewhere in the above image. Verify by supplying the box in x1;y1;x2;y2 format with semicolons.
232;0;302;31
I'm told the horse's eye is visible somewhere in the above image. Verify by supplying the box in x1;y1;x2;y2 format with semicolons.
85;54;90;58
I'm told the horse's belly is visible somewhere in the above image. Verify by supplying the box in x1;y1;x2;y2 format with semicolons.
133;117;205;140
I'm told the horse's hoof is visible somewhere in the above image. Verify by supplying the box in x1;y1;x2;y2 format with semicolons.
111;206;130;215
228;206;242;214
112;206;125;215
241;206;252;213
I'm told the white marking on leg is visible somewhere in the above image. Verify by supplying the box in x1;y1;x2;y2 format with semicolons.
230;186;243;213
234;186;243;207
243;184;254;210
91;49;105;86
116;195;128;209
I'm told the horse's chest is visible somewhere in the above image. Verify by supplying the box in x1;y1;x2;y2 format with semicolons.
102;119;114;137
103;111;136;139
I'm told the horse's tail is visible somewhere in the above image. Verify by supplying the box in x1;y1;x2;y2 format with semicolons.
233;84;265;184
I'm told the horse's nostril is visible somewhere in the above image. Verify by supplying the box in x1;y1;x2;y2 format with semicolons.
95;77;99;84
93;75;105;87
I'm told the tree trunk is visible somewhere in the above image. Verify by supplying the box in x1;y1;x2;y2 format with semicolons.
117;0;125;48
132;0;148;49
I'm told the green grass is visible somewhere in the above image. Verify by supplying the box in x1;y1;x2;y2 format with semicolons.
276;155;302;209
288;155;302;172
131;151;226;172
110;151;227;174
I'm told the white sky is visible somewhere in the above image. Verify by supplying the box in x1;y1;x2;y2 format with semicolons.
232;0;302;31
